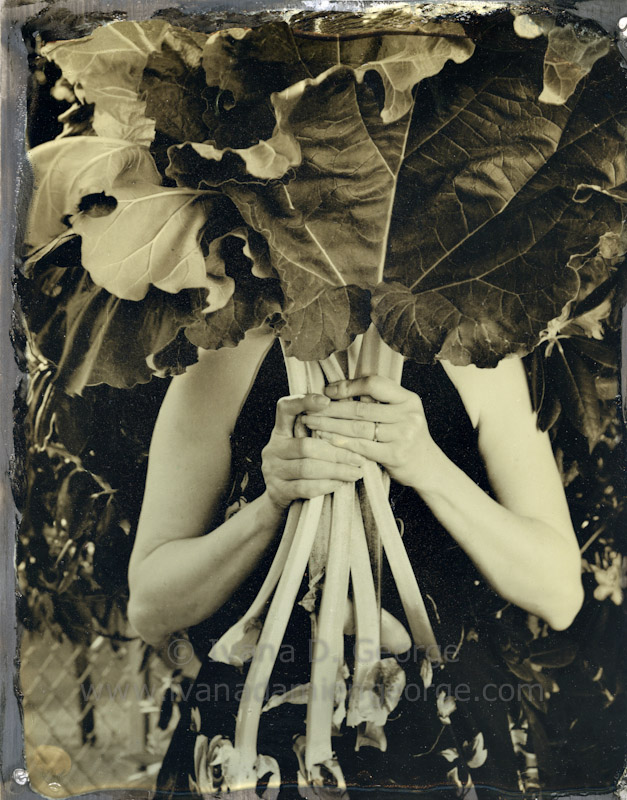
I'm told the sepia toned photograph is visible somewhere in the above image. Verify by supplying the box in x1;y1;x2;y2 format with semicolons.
5;2;627;799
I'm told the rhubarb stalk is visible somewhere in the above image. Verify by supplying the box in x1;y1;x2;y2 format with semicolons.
233;494;324;787
208;499;303;666
363;461;441;661
304;480;353;784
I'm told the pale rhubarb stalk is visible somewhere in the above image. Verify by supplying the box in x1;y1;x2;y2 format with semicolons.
304;480;353;780
303;357;334;645
233;494;324;783
355;327;439;658
347;494;380;729
362;460;441;660
208;499;303;665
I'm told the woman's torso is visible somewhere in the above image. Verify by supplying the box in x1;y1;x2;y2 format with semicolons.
156;339;536;798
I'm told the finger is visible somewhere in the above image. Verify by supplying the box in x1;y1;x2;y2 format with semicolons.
289;479;356;500
274;394;330;436
276;458;363;482
304;399;401;423
325;376;412;404
303;416;397;443
272;435;366;466
317;430;384;461
301;416;397;443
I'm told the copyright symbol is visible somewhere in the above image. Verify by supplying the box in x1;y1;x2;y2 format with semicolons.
168;638;194;666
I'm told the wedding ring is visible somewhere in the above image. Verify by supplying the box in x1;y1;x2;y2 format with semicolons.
373;422;379;441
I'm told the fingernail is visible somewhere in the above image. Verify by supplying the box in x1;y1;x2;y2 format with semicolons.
325;385;339;398
313;394;330;406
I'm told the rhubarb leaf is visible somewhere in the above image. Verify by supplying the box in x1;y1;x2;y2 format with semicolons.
551;343;602;448
352;27;475;123
539;23;610;105
25;259;203;393
25;137;161;253
170;20;624;366
277;287;371;362
30;17;626;383
41;21;171;144
371;35;626;365
71;182;238;302
26;137;251;307
169;67;391;308
140;26;211;146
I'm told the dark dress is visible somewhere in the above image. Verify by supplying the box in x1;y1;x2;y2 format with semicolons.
155;340;541;799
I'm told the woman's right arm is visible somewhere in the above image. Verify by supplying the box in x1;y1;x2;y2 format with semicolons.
127;330;364;646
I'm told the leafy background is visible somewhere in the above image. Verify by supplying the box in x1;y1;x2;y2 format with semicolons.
14;6;627;791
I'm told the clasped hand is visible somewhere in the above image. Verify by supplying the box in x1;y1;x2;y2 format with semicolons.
262;375;433;510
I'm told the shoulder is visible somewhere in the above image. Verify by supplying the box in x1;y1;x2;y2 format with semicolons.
440;356;533;431
156;327;276;444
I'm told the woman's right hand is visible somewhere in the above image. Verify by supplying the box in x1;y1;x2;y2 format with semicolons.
261;394;365;510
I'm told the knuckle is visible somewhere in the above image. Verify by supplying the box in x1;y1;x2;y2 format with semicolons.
299;461;314;479
354;402;369;419
398;422;413;440
408;410;424;429
276;396;290;416
365;375;382;393
340;464;357;481
356;420;372;437
293;480;307;497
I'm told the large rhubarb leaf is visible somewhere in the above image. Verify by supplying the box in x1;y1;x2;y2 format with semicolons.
184;233;282;352
22;242;203;393
165;21;476;359
24;232;281;393
275;286;371;361
141;25;210;145
25;137;161;254
168;66;393;296
370;27;626;365
70;181;237;302
26;136;249;305
41;21;172;144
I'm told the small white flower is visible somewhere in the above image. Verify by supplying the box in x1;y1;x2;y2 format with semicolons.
420;656;433;689
437;691;457;725
590;551;624;606
465;731;488;769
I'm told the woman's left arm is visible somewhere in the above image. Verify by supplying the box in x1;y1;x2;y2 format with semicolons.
302;358;584;631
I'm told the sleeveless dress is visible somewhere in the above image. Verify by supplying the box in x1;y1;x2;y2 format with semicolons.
155;340;542;799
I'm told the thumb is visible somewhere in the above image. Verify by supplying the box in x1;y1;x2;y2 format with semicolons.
274;393;330;436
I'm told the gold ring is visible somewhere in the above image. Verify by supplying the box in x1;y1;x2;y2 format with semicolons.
373;422;379;441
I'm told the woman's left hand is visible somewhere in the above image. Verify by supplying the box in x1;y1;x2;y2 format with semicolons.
301;375;439;489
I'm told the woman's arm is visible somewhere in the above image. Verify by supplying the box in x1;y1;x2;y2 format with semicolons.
302;358;584;631
127;330;364;646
